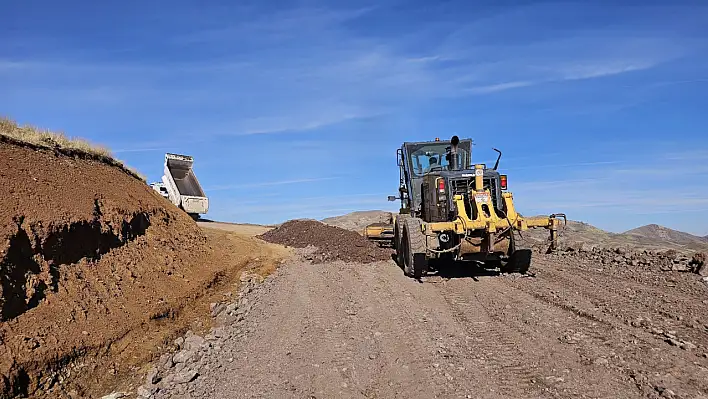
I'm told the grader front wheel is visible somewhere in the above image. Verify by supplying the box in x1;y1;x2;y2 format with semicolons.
402;218;428;278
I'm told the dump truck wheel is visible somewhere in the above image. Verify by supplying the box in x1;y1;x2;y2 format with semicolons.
394;214;409;267
402;218;428;278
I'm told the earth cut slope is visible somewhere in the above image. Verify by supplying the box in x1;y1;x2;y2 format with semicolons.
0;137;280;398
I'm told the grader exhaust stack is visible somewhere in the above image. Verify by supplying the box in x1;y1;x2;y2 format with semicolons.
364;135;566;278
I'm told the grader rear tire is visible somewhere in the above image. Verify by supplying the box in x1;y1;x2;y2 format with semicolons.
501;232;532;274
402;218;428;278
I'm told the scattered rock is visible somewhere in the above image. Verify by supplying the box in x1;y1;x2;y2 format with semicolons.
655;385;676;398
593;357;609;366
682;341;697;350
557;245;701;273
173;369;199;384
146;367;160;385
172;349;195;364
159;353;174;369
101;393;127;399
210;302;226;317
184;334;206;351
136;385;158;398
693;252;708;276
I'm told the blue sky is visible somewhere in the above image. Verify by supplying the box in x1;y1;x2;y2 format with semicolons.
2;0;707;235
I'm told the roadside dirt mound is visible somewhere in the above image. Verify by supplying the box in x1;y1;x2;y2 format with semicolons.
257;220;391;263
0;141;285;398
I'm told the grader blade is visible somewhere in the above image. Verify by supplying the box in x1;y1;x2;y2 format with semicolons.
364;223;395;247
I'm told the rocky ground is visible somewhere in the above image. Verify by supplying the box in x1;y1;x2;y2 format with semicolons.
108;226;708;399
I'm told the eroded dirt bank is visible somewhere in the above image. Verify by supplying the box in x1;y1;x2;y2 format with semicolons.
0;142;288;398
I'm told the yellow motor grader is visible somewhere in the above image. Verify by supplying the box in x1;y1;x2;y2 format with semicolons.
365;136;565;278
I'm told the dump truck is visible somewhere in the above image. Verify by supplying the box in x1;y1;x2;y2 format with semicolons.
161;153;209;220
365;136;565;278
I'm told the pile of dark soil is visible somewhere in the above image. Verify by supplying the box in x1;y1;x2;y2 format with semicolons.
258;220;392;263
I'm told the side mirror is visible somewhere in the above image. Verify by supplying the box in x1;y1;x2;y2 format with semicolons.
387;196;397;202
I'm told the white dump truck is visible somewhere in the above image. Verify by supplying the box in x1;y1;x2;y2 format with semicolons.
160;153;209;219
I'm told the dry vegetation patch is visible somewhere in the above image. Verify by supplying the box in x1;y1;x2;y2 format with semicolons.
0;117;145;181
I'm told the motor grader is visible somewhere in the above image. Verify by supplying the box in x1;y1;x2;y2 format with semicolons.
365;135;565;278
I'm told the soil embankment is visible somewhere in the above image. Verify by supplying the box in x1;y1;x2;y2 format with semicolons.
0;141;287;398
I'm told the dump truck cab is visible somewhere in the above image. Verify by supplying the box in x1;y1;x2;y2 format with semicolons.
386;136;565;279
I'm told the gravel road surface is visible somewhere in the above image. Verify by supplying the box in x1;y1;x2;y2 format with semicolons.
146;254;708;399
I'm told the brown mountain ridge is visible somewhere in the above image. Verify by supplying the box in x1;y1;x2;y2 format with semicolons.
623;224;707;246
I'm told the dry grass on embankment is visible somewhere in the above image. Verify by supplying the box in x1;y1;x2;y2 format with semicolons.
0;116;145;181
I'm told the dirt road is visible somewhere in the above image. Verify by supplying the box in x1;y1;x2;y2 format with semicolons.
141;249;708;399
196;221;273;237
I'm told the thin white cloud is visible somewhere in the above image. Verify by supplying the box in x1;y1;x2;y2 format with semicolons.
232;107;385;136
552;61;661;81
663;150;708;161
220;197;390;215
504;160;623;172
113;147;171;154
206;177;339;191
465;81;536;94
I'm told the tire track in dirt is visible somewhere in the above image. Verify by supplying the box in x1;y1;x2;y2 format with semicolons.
435;279;548;398
502;259;708;398
515;261;708;357
459;276;644;398
151;254;708;399
531;262;708;350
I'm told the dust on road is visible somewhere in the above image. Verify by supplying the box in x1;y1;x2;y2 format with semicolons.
143;250;708;399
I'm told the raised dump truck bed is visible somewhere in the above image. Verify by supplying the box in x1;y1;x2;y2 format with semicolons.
162;153;209;218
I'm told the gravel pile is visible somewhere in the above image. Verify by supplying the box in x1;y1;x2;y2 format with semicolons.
554;245;707;275
258;219;392;263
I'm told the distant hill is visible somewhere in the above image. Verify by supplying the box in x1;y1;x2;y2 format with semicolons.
623;224;708;247
323;211;708;254
321;210;393;232
523;221;708;253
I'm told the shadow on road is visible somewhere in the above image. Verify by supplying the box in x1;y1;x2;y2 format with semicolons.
389;253;530;281
431;262;502;279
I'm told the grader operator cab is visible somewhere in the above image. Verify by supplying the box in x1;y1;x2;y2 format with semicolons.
365;136;565;278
